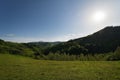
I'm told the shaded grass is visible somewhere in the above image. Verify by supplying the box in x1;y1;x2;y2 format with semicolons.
0;54;120;80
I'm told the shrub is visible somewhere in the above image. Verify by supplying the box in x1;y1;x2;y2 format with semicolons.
107;47;120;61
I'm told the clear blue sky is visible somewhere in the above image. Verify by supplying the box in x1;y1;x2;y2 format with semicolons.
0;0;120;42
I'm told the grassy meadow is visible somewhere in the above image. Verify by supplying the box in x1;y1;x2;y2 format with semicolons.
0;54;120;80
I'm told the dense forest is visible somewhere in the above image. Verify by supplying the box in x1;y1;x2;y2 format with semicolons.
0;26;120;60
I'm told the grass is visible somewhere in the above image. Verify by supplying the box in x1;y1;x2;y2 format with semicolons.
0;54;120;80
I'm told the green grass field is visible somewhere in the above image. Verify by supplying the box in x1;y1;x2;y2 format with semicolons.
0;54;120;80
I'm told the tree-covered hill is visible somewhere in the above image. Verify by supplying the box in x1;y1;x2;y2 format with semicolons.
0;39;34;56
71;26;120;53
0;26;120;59
0;39;61;57
45;26;120;54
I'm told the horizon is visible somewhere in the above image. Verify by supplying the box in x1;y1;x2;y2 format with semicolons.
0;0;120;42
2;25;119;43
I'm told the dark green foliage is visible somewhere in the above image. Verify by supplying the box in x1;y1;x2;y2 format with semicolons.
107;47;120;61
46;26;120;55
44;42;88;55
0;39;34;57
71;26;120;53
0;26;120;61
44;53;76;61
25;41;61;50
34;52;114;61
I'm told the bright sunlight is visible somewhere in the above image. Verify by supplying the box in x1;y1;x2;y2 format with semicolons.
92;11;106;22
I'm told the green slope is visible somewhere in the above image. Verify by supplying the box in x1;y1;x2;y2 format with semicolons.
46;26;120;54
71;26;120;53
0;54;120;80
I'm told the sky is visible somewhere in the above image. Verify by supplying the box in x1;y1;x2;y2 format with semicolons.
0;0;120;42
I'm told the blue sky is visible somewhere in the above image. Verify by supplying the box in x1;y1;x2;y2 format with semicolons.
0;0;120;42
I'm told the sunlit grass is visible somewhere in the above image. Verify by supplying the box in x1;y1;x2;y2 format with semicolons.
0;54;120;80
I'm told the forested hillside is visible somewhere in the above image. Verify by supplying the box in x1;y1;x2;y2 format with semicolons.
45;26;120;54
0;39;34;56
0;26;120;60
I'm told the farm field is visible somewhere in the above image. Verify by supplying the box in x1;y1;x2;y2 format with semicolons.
0;54;120;80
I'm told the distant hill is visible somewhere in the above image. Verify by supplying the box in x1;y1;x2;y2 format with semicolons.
26;41;61;48
45;26;120;55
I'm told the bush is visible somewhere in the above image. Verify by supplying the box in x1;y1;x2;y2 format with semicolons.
107;47;120;61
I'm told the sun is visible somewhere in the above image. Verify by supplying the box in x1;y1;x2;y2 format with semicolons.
92;11;106;22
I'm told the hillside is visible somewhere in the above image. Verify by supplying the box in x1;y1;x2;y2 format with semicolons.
0;39;61;57
45;26;120;54
70;26;120;53
25;41;61;50
0;26;120;60
0;39;34;56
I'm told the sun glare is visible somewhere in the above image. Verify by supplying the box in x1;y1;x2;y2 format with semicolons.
93;11;106;22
